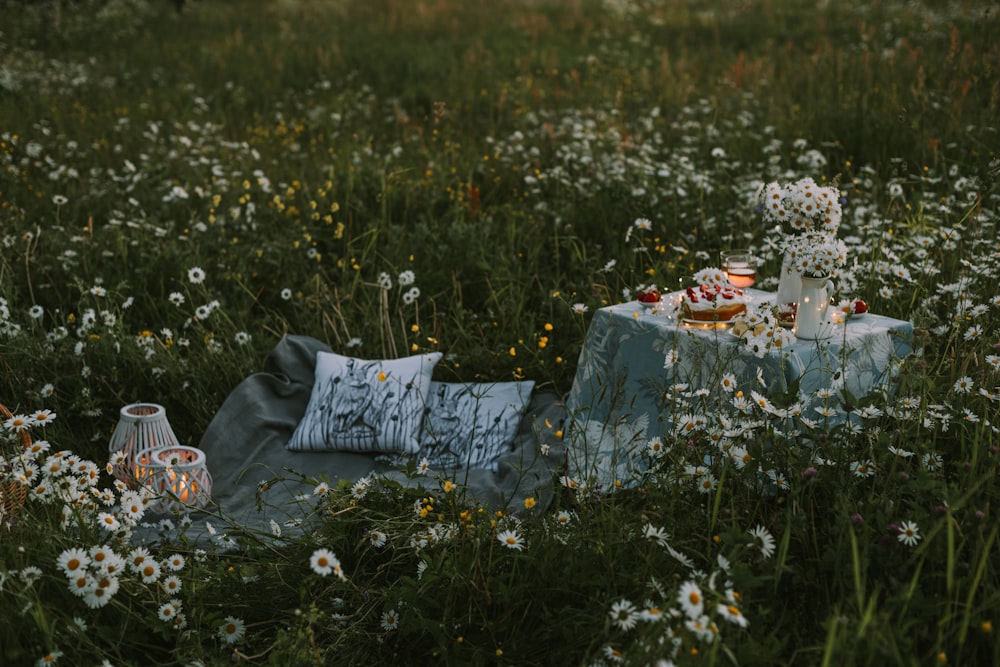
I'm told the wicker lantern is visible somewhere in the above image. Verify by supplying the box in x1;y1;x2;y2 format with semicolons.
135;445;213;514
108;403;181;487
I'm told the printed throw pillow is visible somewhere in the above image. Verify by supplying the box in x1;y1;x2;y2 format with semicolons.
286;351;442;454
414;381;535;470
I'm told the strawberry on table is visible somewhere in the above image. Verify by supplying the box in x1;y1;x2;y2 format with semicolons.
638;288;661;303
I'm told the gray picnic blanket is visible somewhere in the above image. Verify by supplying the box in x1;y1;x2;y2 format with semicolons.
143;335;567;544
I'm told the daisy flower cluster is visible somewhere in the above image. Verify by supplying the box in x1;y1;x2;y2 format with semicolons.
0;416;214;647
0;0;997;662
755;177;848;280
784;232;849;278
602;534;757;662
54;543;189;616
486;98;769;223
2;407;56;433
757;176;843;236
377;269;422;306
1;412;166;535
0;296;24;338
730;303;797;357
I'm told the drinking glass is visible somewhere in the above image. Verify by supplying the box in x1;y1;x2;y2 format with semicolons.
721;249;757;289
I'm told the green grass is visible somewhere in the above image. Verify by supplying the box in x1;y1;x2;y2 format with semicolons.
1;0;999;664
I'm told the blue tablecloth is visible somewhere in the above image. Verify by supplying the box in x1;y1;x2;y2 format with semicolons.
565;289;915;489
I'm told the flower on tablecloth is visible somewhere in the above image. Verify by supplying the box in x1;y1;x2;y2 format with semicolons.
731;303;796;358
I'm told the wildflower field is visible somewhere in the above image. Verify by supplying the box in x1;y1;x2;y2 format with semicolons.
2;0;999;664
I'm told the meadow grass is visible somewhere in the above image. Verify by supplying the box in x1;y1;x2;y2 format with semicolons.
1;0;999;664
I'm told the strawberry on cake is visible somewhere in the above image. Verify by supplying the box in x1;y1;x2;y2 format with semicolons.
681;283;748;322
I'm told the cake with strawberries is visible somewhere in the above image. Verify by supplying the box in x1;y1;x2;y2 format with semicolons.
681;283;749;322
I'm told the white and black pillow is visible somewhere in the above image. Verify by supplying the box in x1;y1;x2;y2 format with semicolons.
286;351;442;454
414;381;535;470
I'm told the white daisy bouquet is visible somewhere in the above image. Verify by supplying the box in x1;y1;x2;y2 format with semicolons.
757;176;843;236
755;176;848;288
785;233;848;278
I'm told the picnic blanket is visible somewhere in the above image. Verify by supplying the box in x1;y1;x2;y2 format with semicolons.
148;335;567;543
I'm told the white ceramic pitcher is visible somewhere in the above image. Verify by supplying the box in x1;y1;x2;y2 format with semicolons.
775;253;802;311
793;275;835;340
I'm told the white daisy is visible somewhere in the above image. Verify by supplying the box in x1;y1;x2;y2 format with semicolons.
953;376;974;393
496;529;525;551
309;548;342;578
96;512;121;533
716;603;749;628
162;575;182;594
380;608;400;630
608;599;640;631
164;554;186;572
748;525;776;559
137;560;162;584
187;267;206;284
677;581;704;619
218;616;246;644
897;520;921;547
56;548;91;578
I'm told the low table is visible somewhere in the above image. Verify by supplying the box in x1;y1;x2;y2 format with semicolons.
565;289;915;488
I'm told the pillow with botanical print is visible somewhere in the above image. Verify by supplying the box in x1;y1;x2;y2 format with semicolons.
412;380;535;471
286;351;442;454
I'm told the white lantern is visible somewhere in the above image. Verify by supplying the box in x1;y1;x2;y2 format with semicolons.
135;445;213;514
108;403;181;487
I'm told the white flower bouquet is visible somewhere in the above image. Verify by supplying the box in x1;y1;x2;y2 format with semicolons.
758;177;843;236
785;233;848;278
